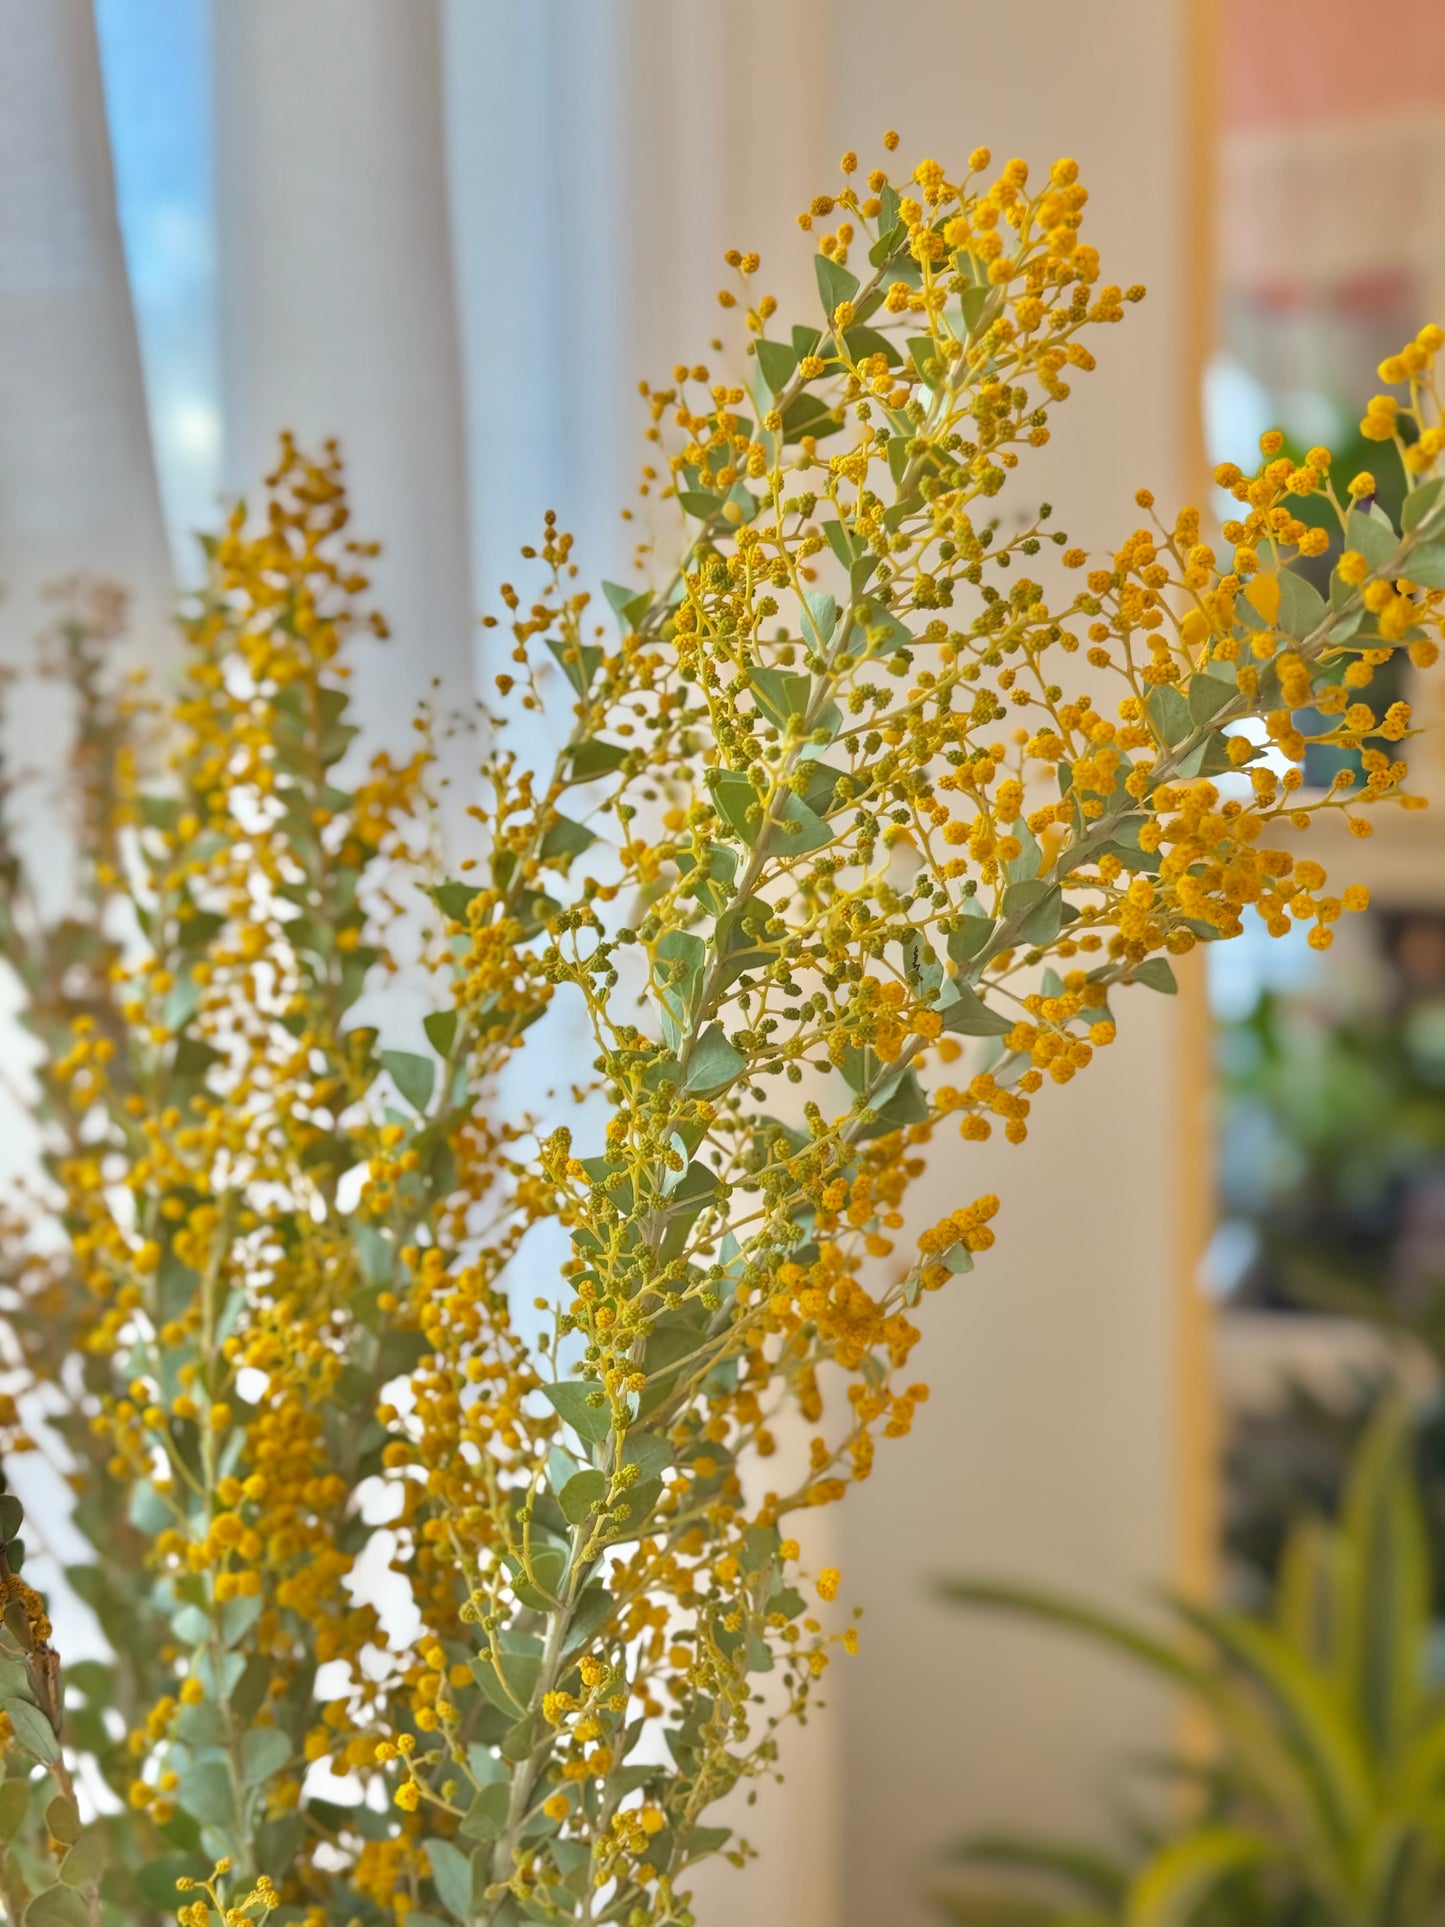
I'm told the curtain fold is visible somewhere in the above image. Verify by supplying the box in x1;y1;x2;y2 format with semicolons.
0;0;172;659
0;0;176;1648
213;0;477;766
447;0;834;610
0;0;175;1183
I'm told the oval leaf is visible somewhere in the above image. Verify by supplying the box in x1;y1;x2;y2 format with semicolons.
0;1778;28;1844
814;254;859;320
59;1832;106;1889
683;1025;746;1095
540;1381;613;1447
177;1758;236;1830
754;336;797;395
381;1050;435;1115
1402;476;1445;533
558;1469;609;1525
426;1837;478;1922
1129;959;1177;995
1276;569;1327;639
242;1725;293;1785
940;984;1013;1038
2;1697;58;1764
44;1795;80;1846
24;1890;90;1927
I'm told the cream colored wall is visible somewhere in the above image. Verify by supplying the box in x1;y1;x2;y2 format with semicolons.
820;7;1207;1921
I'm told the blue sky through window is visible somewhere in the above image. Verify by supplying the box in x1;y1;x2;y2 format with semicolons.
94;0;219;577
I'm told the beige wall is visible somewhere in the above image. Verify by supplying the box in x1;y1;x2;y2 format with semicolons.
823;7;1207;1921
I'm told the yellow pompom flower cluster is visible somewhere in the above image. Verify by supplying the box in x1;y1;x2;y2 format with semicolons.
1362;324;1445;471
1;137;1444;1927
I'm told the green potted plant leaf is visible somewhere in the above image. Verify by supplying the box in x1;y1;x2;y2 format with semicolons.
940;1403;1445;1924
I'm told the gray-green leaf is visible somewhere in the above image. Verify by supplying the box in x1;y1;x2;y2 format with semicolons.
815;254;859;320
707;768;760;845
2;1697;58;1763
59;1832;106;1889
177;1759;236;1829
0;1778;28;1844
1402;476;1445;534
24;1888;89;1927
946;913;994;967
433;881;483;923
460;1780;511;1842
381;1049;434;1114
1188;673;1235;729
768;791;833;856
1146;685;1192;748
45;1796;80;1846
242;1726;292;1784
220;1592;263;1648
1005;820;1041;884
427;1838;479;1922
940;984;1013;1038
558;1469;609;1525
749;667;812;729
684;1025;746;1095
540;814;597;865
1002;879;1063;947
423;1008;458;1057
171;1603;211;1647
802;591;839;650
1404;540;1445;590
1275;569;1326;639
541;1381;613;1447
1346;503;1399;570
755;337;797;395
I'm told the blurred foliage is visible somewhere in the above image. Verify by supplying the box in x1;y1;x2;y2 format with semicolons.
937;1406;1445;1925
1225;1381;1445;1618
1217;981;1445;1316
1217;943;1445;1603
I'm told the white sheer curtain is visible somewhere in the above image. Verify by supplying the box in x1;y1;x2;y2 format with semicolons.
214;0;477;767
446;0;830;605
0;0;174;1202
0;7;1205;1925
0;0;178;1659
0;0;172;656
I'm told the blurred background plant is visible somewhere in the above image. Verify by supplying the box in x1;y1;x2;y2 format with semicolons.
1214;906;1445;1608
937;1405;1445;1925
1197;0;1445;1672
